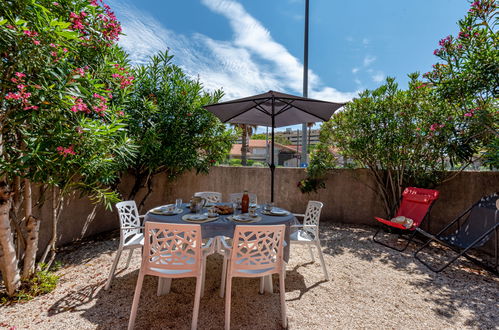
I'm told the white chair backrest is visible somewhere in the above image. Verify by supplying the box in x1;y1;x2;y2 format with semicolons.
194;191;222;203
230;225;285;275
303;201;323;237
228;192;258;205
143;222;202;277
116;201;142;245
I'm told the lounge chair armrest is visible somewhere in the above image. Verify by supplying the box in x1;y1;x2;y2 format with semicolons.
293;213;305;218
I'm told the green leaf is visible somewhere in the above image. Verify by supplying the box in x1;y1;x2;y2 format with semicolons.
55;30;79;40
0;19;7;26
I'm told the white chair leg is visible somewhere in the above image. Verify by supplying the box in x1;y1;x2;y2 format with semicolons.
125;249;134;269
191;275;203;330
128;271;145;330
308;245;315;261
263;274;273;293
220;256;228;298
157;278;171;296
279;271;287;328
105;247;123;290
201;256;207;297
259;277;265;294
315;241;329;281
224;276;232;330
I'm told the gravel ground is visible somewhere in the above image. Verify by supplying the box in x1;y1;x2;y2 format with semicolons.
1;223;498;329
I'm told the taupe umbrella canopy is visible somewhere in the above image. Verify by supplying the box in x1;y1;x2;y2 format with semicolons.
204;90;345;202
204;90;344;127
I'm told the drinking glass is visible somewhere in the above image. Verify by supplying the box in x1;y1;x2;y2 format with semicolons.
175;198;182;209
263;203;273;212
232;202;239;215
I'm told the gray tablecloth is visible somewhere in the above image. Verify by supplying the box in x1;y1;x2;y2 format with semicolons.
145;203;296;261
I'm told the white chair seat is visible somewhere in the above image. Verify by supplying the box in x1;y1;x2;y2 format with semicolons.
150;267;195;275
124;233;144;247
290;229;314;242
290;201;329;281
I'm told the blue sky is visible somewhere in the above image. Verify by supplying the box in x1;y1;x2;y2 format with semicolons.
108;0;470;128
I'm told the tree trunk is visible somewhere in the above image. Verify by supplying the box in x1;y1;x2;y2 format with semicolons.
241;125;247;166
40;187;63;269
0;182;20;296
22;179;40;280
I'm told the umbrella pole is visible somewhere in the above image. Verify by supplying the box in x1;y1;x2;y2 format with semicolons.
271;99;275;203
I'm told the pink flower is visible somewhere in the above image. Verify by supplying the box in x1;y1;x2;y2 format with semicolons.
50;43;57;48
17;84;26;90
464;113;473;117
11;78;18;83
52;2;59;5
50;51;57;57
62;48;68;53
6;25;15;30
23;105;39;110
15;72;26;78
33;40;40;45
90;0;98;6
429;123;439;131
69;12;79;19
57;145;76;156
70;98;89;113
74;67;86;76
5;92;21;100
118;110;124;116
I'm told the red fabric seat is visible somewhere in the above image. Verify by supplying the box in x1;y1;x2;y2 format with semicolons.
375;187;439;230
373;187;439;251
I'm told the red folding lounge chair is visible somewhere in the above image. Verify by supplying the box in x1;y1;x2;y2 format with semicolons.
373;187;440;251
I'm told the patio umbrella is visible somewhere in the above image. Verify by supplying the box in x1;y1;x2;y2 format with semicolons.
204;90;344;202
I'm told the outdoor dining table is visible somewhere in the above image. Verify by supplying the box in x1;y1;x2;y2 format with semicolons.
144;203;296;294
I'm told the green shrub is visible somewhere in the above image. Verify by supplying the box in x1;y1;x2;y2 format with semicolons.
0;263;60;305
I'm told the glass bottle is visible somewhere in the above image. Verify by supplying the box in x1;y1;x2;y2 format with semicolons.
241;190;249;214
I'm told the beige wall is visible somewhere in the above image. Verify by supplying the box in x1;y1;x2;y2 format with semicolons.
33;166;499;255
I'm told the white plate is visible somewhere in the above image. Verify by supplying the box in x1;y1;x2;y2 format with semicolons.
150;206;183;215
262;208;289;216
228;215;262;223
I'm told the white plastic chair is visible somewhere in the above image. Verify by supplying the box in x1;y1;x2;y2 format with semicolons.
228;192;258;205
219;225;287;330
128;222;213;330
291;201;329;280
105;201;144;290
194;191;222;203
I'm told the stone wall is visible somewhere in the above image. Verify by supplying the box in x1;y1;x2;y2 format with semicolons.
34;167;499;255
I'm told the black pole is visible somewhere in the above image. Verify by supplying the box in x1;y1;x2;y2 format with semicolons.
301;0;309;165
270;96;275;203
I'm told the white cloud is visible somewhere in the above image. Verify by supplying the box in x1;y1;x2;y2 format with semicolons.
352;67;359;74
371;71;386;83
111;0;357;102
362;38;369;46
363;55;376;67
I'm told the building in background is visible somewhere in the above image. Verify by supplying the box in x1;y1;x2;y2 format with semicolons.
229;140;300;166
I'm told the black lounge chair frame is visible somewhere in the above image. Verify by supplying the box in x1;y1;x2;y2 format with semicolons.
414;194;499;275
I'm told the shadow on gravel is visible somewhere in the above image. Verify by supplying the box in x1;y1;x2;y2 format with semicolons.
49;253;294;329
320;223;498;328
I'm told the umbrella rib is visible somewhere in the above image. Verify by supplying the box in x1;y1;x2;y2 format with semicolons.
274;102;294;116
276;98;330;121
221;98;272;123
